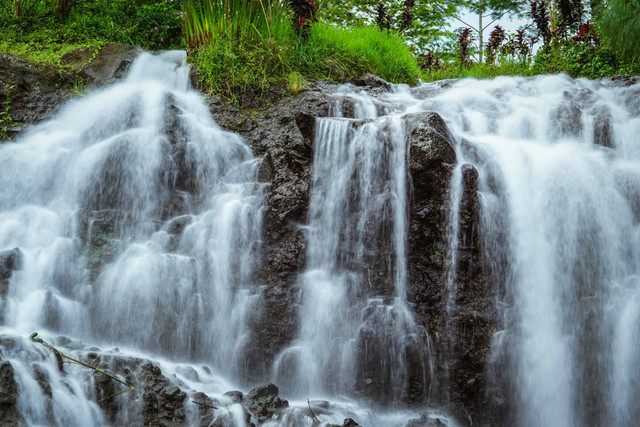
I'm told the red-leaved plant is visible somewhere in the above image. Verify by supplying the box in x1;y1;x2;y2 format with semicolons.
289;0;317;38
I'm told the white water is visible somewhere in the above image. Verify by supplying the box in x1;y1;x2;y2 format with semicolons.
2;49;638;426
417;75;640;426
274;95;429;406
292;75;640;426
0;52;452;427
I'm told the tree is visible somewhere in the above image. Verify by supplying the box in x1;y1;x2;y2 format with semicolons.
316;0;462;54
445;0;529;63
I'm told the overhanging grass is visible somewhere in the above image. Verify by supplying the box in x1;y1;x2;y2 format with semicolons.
305;25;421;85
190;24;421;102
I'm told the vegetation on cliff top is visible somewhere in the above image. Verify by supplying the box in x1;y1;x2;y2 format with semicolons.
0;0;638;101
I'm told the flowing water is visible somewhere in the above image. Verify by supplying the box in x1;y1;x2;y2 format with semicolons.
2;49;639;427
274;93;430;406
415;76;640;427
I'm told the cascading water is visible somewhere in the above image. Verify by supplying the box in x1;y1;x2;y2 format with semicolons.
3;46;638;427
0;51;265;425
274;96;430;406
416;75;640;427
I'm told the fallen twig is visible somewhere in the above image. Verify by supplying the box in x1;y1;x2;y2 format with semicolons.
29;332;135;402
307;398;321;423
192;400;219;410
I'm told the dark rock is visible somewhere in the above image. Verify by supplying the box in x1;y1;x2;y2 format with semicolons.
593;106;614;148
0;53;75;136
405;112;495;424
78;44;141;87
349;73;392;91
606;75;640;87
192;392;218;427
223;390;244;404
207;87;332;380
406;414;447;427
0;248;23;301
242;383;288;420
0;248;23;279
342;418;361;427
551;100;583;139
0;361;18;405
0;361;22;426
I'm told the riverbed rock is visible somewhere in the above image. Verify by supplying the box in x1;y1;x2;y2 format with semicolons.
242;383;288;421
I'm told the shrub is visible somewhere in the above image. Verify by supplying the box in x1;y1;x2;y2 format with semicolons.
598;0;640;65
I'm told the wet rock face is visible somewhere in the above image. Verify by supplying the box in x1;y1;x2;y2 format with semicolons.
0;54;75;137
0;361;21;427
71;44;142;87
405;113;495;424
210;87;333;380
0;248;23;322
405;111;456;342
0;45;141;140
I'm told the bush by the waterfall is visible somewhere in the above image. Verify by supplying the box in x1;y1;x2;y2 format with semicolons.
189;24;420;102
597;0;640;65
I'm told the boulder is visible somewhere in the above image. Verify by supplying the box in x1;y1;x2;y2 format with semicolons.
0;53;74;135
77;44;141;87
242;383;288;420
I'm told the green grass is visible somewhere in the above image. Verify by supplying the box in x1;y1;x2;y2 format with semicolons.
422;61;534;82
0;0;184;64
190;24;422;103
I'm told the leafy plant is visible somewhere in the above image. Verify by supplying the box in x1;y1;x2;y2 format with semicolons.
287;71;305;94
457;27;475;67
530;0;551;45
51;0;74;19
375;2;391;31
598;0;640;65
289;0;318;38
182;0;287;48
398;0;415;32
485;25;506;65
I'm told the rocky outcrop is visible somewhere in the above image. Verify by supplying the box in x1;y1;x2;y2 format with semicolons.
0;248;23;323
0;45;142;140
64;44;141;87
209;87;333;380
405;112;495;425
0;360;22;427
0;54;75;137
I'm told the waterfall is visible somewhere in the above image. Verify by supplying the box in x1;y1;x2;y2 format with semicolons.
0;51;265;424
274;91;429;405
419;75;640;426
3;47;638;426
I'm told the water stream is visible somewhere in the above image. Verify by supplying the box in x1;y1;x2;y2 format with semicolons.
1;50;639;426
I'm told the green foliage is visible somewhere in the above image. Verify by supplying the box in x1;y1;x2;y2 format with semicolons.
287;71;305;94
532;41;624;78
423;60;533;81
308;25;421;84
190;24;420;103
317;0;461;54
182;0;289;48
597;0;640;65
0;0;184;57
